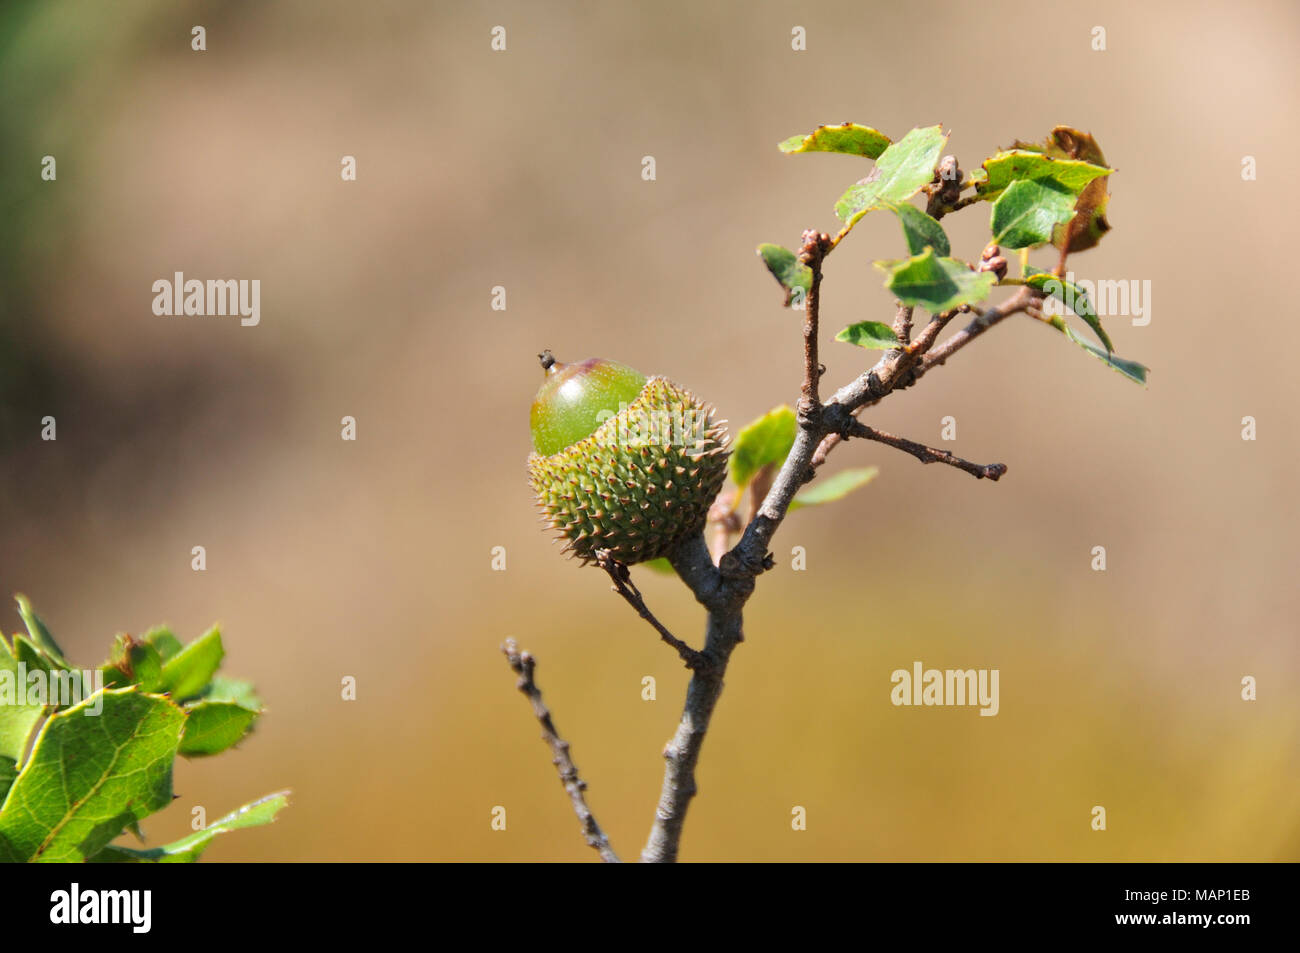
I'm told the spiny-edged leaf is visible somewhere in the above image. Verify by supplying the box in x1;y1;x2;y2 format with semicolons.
88;791;289;864
990;179;1077;249
15;595;66;665
779;122;891;159
179;700;259;757
876;248;996;314
1041;127;1107;166
143;627;182;663
7;634;95;720
790;467;879;511
974;149;1111;202
834;126;947;228
0;756;15;804
1017;127;1113;252
1024;271;1113;353
101;634;165;692
1046;315;1148;385
883;201;950;256
0;637;45;762
835;320;900;350
641;557;677;576
203;676;263;710
730;406;796;490
0;688;185;862
757;243;811;306
13;633;72;675
159;626;223;701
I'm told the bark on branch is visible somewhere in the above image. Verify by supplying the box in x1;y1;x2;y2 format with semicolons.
502;639;620;863
596;550;705;670
842;420;1007;481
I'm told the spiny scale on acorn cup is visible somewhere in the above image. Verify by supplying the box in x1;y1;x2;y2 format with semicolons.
528;350;730;565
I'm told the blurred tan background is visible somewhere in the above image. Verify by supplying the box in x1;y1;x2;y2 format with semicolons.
1;0;1296;861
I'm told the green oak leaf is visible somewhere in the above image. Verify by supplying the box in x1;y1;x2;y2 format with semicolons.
158;626;223;701
203;676;263;710
143;627;182;662
8;632;94;720
12;634;83;719
0;637;45;763
15;595;66;665
779;123;891;159
730;406;796;490
876;248;996;314
180;700;260;757
835;321;900;350
0;688;185;862
974;150;1111;202
169;670;263;756
1045;315;1148;385
0;757;15;804
641;557;677;576
884;201;950;257
12;634;70;675
990;179;1077;249
88;791;289;863
757;243;811;307
834;126;947;229
790;467;879;511
1024;271;1113;353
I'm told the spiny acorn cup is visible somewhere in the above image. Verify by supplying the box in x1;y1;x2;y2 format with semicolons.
528;350;730;565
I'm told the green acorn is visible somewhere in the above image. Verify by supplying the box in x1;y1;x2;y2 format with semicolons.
528;350;730;565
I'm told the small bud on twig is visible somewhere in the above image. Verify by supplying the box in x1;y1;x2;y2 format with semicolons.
978;249;1008;281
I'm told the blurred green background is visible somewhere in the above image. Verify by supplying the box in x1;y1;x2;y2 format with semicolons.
1;0;1296;861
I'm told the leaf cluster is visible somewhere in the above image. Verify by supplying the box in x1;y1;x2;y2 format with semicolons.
759;122;1147;385
0;597;286;862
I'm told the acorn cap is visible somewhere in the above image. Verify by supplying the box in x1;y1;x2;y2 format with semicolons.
528;362;729;565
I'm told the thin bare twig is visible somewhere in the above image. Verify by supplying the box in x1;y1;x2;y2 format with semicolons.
597;551;705;670
501;639;620;863
810;289;1032;470
843;420;1006;480
920;285;1034;373
797;230;831;417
